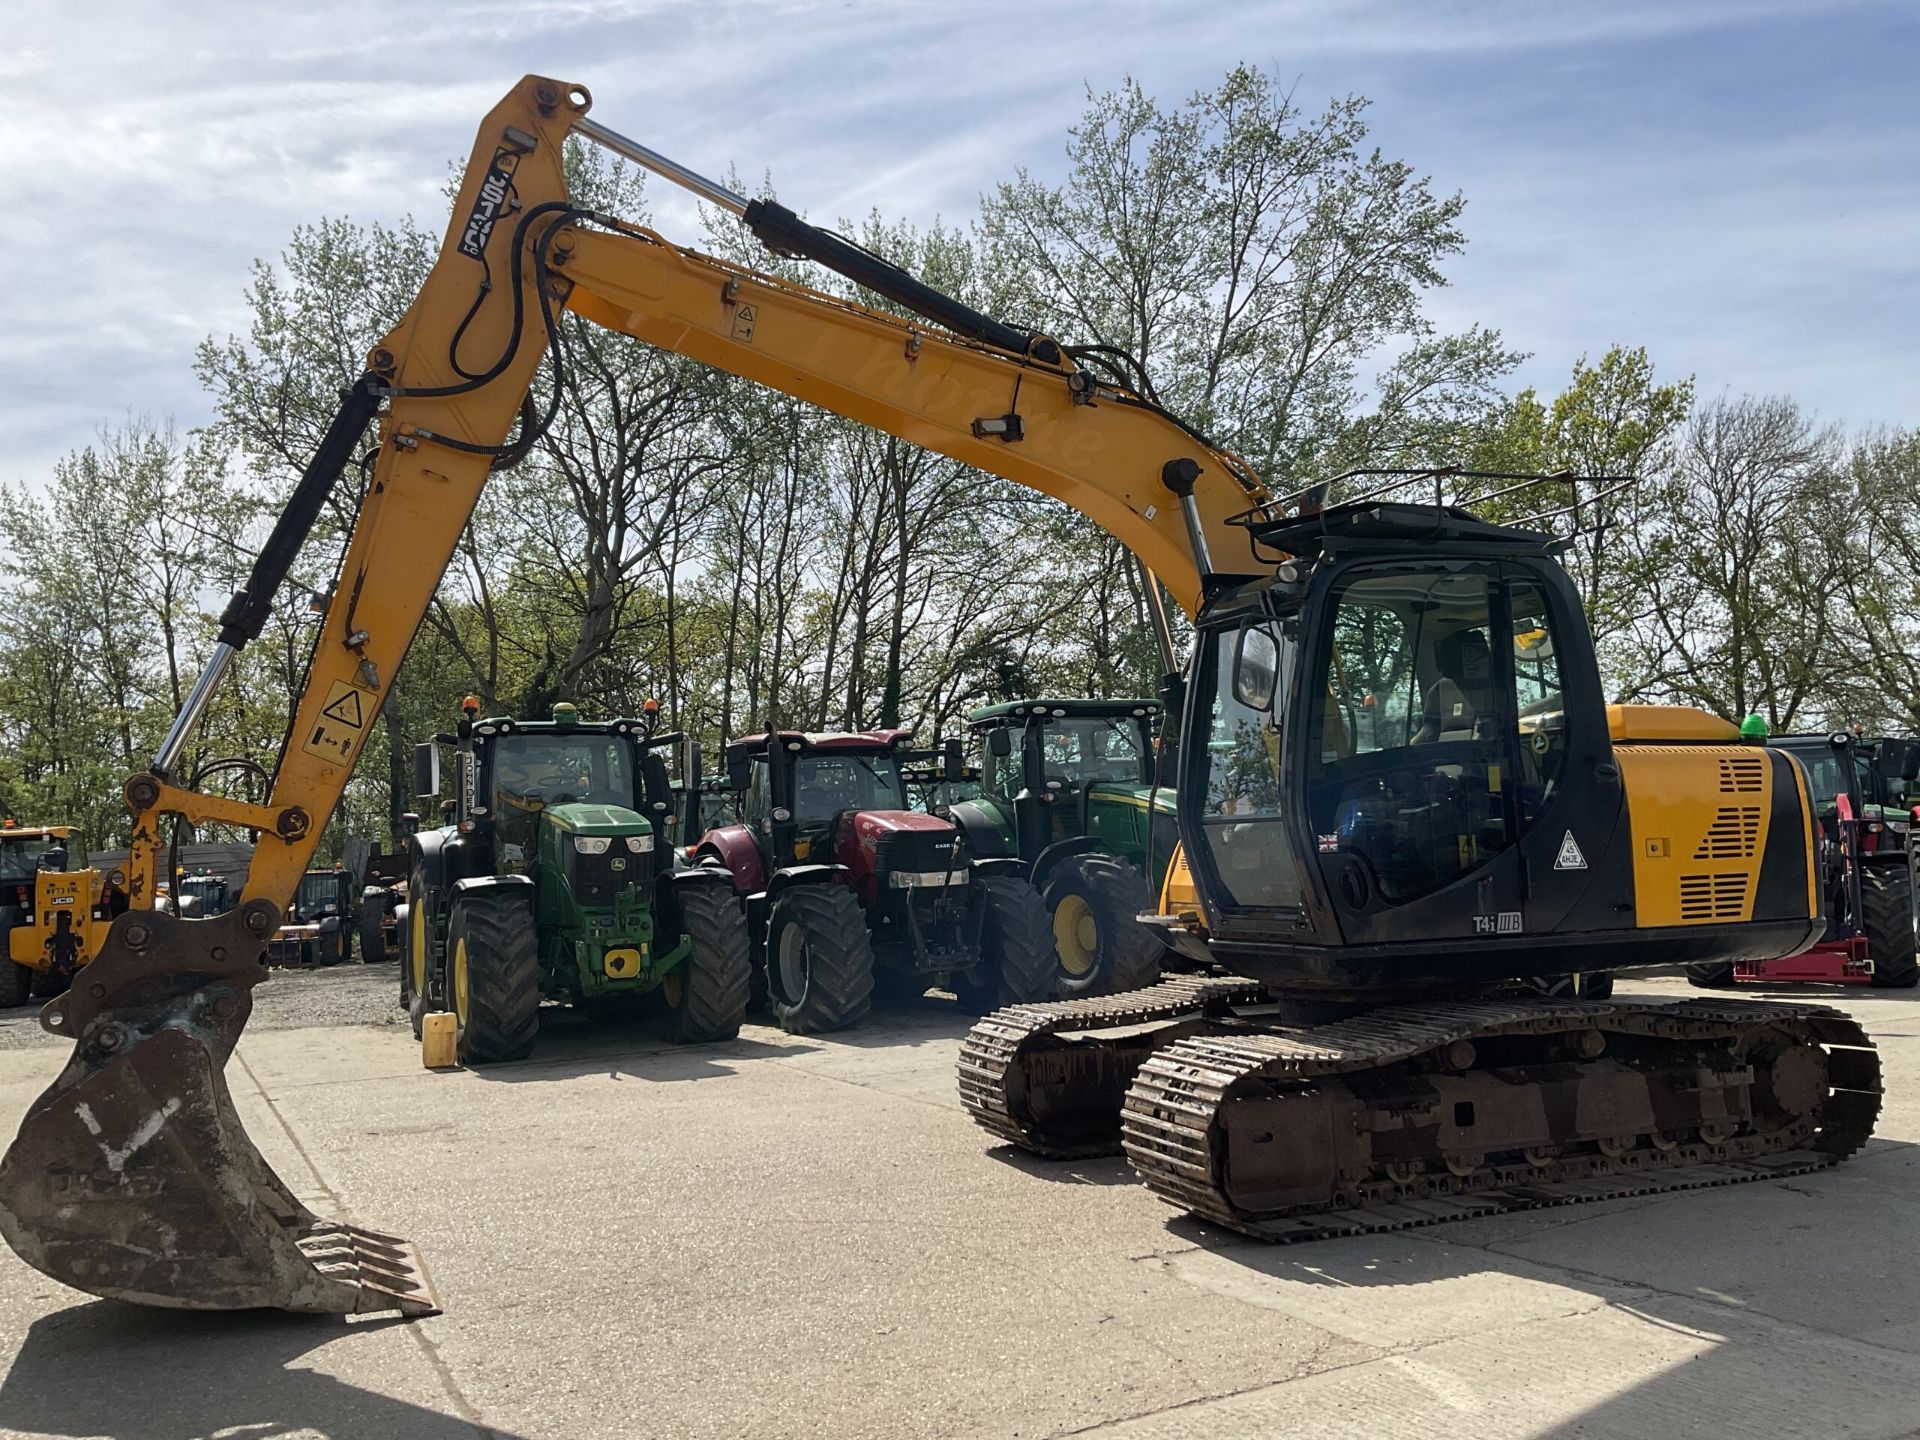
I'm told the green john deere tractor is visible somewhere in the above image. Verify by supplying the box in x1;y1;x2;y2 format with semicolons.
398;701;750;1064
946;698;1169;997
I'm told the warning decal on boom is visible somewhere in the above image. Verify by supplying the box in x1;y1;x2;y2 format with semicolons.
301;680;375;766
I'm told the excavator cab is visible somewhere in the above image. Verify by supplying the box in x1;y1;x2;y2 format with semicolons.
1174;499;1818;996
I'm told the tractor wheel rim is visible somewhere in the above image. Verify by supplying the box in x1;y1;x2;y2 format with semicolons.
776;923;811;1005
453;935;471;1025
1052;894;1098;978
409;899;428;998
661;969;684;1008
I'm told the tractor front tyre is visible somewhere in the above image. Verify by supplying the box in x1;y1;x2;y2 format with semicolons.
402;864;434;1040
1042;855;1163;998
765;884;874;1035
1863;862;1920;988
3;961;32;1009
663;885;752;1043
447;889;541;1064
358;903;388;965
956;874;1057;1012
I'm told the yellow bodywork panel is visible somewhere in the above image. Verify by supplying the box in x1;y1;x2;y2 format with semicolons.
1606;705;1741;743
1159;843;1201;918
7;869;108;971
563;232;1262;618
1616;743;1811;927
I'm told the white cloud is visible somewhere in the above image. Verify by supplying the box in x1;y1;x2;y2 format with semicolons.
2;0;1910;489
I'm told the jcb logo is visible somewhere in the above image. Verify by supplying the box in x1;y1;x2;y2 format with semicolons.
458;148;519;260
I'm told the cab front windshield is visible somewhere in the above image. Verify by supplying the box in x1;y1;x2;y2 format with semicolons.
1039;717;1146;787
490;733;635;867
0;836;66;882
291;872;344;920
1785;743;1870;814
792;752;904;825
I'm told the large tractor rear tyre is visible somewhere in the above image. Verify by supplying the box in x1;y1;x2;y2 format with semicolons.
664;885;752;1043
1863;862;1920;988
1686;962;1739;988
448;889;541;1065
956;874;1056;1012
1042;855;1163;998
765;884;874;1035
358;902;388;964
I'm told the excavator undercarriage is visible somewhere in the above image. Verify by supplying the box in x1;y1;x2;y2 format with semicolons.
961;980;1881;1242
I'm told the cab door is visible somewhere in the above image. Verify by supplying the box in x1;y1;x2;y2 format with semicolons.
1302;557;1628;947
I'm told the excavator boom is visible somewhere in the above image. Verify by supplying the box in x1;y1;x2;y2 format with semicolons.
0;76;1266;1316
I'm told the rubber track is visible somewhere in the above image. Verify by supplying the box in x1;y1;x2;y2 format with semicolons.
957;975;1266;1156
1123;997;1882;1243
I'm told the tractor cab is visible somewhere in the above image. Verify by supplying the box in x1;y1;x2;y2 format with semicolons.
0;824;71;886
174;870;233;918
956;699;1167;880
267;868;354;966
1730;730;1920;986
719;729;950;889
899;745;980;815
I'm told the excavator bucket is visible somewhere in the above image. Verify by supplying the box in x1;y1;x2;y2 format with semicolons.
0;902;438;1315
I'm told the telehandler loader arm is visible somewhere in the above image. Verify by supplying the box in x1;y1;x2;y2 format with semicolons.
0;76;1267;1316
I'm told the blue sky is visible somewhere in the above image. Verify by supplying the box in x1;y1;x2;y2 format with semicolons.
5;0;1913;486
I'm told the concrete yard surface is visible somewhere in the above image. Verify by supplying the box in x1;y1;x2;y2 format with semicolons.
2;972;1918;1439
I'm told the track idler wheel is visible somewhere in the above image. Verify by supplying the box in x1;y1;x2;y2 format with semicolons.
0;903;438;1316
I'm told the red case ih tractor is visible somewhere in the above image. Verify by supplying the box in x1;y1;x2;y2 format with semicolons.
690;729;1055;1033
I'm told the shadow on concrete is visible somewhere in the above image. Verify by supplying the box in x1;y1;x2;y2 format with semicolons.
1159;1136;1920;1438
466;1023;812;1085
0;1303;525;1440
984;1143;1138;1188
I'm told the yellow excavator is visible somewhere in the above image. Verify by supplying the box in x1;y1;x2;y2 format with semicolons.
0;77;1879;1316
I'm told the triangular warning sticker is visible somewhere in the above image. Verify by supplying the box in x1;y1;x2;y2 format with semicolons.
1554;831;1587;871
321;686;364;729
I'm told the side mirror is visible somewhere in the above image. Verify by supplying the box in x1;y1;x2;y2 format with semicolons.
413;742;440;800
400;811;421;837
726;750;751;793
987;728;1012;758
943;736;964;780
684;740;704;792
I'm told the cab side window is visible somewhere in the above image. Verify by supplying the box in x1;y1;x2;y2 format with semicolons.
743;756;771;828
1507;578;1567;823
